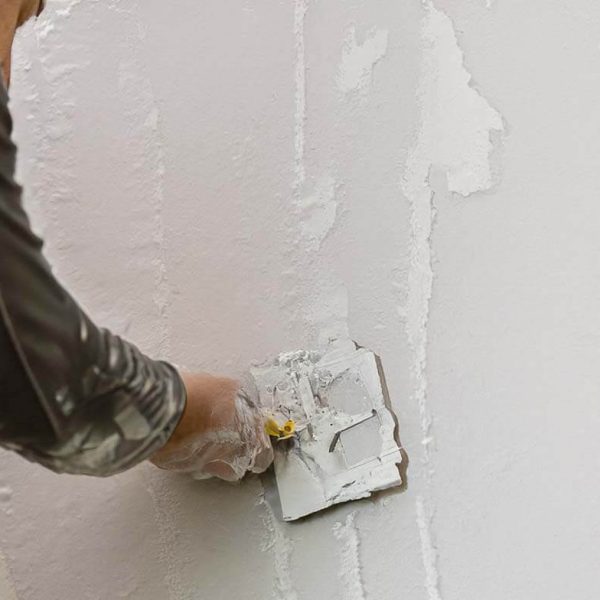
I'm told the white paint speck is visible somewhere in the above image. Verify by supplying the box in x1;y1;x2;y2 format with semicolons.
337;25;388;94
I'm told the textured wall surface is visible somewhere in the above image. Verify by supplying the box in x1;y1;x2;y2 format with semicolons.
1;0;599;599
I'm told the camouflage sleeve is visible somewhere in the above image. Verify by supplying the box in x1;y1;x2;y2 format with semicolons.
0;77;186;476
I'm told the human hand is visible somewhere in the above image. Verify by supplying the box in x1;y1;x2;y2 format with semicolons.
150;373;273;481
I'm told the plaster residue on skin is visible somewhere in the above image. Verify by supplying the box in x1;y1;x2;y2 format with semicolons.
259;495;298;600
337;25;388;95
402;2;504;597
332;512;367;600
296;175;339;249
293;0;307;193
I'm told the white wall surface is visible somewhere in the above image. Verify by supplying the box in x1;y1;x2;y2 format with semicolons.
1;0;599;599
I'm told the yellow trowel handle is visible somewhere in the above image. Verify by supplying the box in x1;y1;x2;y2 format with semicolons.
265;417;296;440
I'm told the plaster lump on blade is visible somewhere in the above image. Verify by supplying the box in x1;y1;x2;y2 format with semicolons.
252;339;403;521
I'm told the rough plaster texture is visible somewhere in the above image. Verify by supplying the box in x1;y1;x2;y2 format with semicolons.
0;0;598;599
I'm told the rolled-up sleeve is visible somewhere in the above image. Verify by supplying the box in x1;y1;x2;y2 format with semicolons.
0;78;186;476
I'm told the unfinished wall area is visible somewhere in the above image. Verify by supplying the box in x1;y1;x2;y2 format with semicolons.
1;0;599;599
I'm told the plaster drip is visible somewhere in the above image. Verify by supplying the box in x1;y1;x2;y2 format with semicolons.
259;495;298;600
403;2;504;598
332;512;367;600
337;25;388;95
293;0;307;193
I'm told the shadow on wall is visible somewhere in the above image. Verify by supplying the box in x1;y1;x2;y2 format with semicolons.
376;352;409;494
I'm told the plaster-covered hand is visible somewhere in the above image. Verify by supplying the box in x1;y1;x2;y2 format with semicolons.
150;373;274;481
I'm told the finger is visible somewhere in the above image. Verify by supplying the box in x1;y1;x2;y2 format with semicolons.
251;443;274;474
202;460;241;482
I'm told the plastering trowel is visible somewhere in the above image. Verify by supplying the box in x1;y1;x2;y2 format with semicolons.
251;339;403;521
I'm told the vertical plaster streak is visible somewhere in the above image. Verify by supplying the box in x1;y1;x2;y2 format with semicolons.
143;469;188;600
260;496;298;600
403;2;504;598
416;496;441;600
119;5;181;599
293;0;307;193
129;1;172;360
0;549;18;600
332;512;366;600
146;100;171;360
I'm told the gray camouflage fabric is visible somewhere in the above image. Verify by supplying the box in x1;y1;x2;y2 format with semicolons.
0;77;186;476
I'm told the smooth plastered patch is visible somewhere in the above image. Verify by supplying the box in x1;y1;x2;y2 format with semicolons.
296;176;339;249
337;25;389;94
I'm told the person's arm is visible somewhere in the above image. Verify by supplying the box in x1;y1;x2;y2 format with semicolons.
0;79;273;479
0;80;186;476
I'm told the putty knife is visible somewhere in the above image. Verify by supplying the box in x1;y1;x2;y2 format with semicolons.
251;338;403;521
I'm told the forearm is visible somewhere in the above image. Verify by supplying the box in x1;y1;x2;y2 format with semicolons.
0;78;186;476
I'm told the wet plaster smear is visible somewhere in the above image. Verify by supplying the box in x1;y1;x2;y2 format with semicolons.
4;1;600;599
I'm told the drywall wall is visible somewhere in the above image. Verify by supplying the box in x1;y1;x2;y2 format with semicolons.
1;0;599;598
